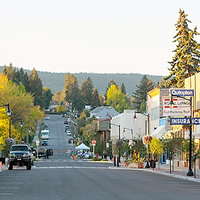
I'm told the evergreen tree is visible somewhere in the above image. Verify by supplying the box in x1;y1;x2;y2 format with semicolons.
164;9;200;88
64;73;84;112
121;83;126;94
2;63;16;83
81;77;94;105
22;72;31;93
42;87;53;109
132;75;155;111
91;88;100;109
29;68;43;108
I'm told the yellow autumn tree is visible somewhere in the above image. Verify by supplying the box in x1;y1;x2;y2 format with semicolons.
149;137;164;161
0;73;43;145
106;84;129;113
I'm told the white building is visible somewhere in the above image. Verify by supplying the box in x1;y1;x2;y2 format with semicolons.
110;110;147;141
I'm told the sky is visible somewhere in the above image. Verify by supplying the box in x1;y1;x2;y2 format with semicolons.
1;0;200;76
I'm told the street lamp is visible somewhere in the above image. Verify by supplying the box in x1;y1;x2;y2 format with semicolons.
170;94;193;176
20;119;24;141
133;111;150;168
110;122;120;167
27;128;31;145
3;103;12;138
123;127;133;157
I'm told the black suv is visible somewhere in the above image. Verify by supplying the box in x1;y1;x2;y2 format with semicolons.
8;144;33;170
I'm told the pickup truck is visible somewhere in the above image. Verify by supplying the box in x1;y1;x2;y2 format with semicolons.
8;144;33;170
37;148;53;159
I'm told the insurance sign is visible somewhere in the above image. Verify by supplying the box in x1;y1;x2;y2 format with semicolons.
169;89;194;96
170;118;200;125
163;97;190;116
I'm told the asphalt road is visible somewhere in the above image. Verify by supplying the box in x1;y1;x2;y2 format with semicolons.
1;115;200;200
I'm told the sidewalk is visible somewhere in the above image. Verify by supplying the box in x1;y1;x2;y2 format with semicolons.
118;163;200;183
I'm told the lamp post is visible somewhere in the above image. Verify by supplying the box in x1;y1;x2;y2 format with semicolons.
27;128;31;145
133;111;150;168
170;94;193;176
20;119;24;141
3;103;12;138
123;127;133;157
110;123;120;167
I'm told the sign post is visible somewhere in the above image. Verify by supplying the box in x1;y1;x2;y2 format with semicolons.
169;88;194;176
92;140;96;158
36;140;40;159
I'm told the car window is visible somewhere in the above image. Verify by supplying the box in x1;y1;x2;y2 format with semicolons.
10;146;29;151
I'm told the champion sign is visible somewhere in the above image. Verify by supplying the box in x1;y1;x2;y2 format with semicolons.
169;89;194;97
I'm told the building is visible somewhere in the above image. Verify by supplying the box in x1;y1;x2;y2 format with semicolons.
185;73;200;168
110;110;146;141
147;87;172;137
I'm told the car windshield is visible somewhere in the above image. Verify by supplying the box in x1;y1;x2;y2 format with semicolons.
10;146;29;151
42;132;49;135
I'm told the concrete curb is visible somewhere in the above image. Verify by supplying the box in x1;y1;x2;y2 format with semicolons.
109;166;200;183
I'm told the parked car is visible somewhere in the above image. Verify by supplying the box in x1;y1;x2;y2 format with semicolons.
66;131;72;136
45;116;50;120
42;140;48;146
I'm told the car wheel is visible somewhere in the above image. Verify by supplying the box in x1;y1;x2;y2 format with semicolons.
8;162;13;170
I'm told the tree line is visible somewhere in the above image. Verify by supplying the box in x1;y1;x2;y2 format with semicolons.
52;72;156;114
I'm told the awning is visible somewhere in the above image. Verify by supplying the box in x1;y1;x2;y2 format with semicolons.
151;125;166;139
75;143;90;150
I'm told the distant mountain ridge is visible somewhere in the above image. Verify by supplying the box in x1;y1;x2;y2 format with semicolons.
0;66;163;96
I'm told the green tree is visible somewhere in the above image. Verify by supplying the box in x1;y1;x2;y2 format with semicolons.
182;138;200;162
81;77;94;106
0;73;43;145
164;9;200;88
2;63;16;82
29;68;43;108
91;88;100;109
132;75;155;111
42;87;53;109
64;73;84;112
121;83;126;94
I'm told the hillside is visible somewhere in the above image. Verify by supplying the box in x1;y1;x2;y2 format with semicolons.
0;66;163;96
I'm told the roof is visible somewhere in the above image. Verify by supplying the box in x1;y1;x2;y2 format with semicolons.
90;106;120;119
75;143;90;150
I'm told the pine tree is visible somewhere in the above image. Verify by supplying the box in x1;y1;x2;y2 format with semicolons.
121;83;126;94
81;77;94;106
29;68;43;108
64;73;84;111
91;88;100;109
22;72;31;93
164;9;200;88
42;87;53;109
132;75;155;111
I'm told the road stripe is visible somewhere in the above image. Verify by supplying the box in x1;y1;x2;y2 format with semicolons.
36;166;108;169
0;193;14;196
0;187;19;189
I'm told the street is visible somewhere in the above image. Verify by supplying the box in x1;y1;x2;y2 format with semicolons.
1;115;200;200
